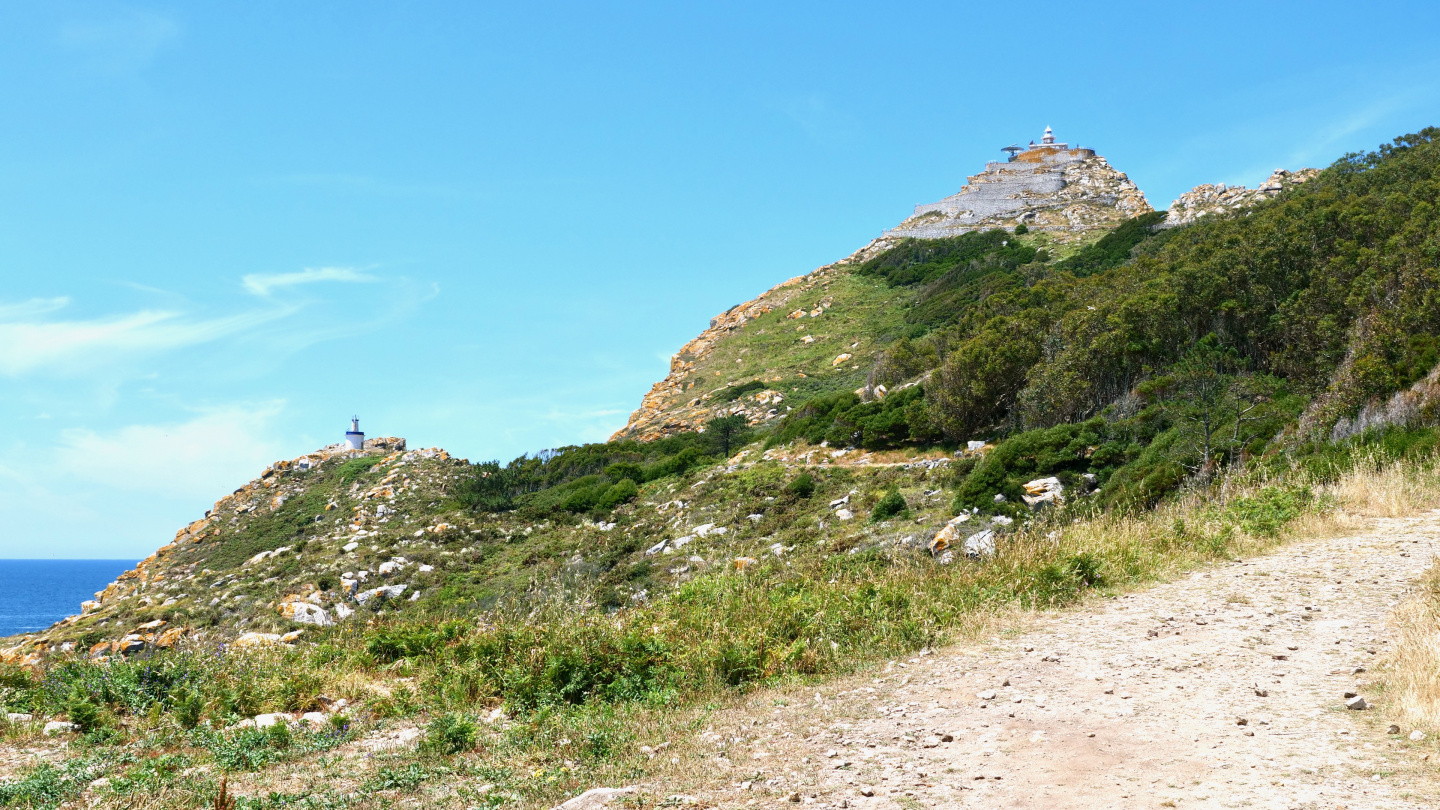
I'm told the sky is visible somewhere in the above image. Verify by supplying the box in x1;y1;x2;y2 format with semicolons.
2;1;1438;558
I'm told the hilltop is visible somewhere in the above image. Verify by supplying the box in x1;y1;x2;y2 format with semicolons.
613;128;1318;442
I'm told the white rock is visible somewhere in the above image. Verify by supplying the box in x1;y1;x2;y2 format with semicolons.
964;529;996;558
836;508;855;521
355;584;407;605
418;564;434;573
644;540;669;556
977;689;996;700
253;713;291;729
299;712;330;728
693;523;717;537
1410;730;1427;741
282;602;333;627
553;786;639;810
830;495;850;508
6;713;33;724
43;721;77;735
334;604;355;620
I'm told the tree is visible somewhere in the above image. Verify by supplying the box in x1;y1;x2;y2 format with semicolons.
455;461;517;512
1158;340;1278;475
705;415;748;458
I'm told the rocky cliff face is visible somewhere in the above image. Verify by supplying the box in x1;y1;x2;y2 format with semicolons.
1163;168;1319;228
884;141;1152;244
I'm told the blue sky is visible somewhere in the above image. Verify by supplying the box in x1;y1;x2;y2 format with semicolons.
2;1;1438;558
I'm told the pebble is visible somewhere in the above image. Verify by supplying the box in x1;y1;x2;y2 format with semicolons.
1410;730;1427;742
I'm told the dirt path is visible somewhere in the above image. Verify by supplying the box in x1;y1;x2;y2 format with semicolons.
667;510;1440;809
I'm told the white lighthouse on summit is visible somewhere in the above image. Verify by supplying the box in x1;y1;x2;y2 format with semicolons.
344;416;365;451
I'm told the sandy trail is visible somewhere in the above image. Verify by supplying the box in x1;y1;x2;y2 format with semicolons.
677;511;1440;809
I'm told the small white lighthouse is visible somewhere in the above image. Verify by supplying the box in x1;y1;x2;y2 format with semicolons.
344;416;365;451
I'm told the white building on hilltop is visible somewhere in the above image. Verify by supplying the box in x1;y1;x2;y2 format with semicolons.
344;416;365;451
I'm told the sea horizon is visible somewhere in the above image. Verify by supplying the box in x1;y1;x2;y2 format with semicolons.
0;559;138;639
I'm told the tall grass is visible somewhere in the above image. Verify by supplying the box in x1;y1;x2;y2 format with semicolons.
7;451;1440;808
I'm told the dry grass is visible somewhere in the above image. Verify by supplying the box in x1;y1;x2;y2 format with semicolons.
1326;455;1440;733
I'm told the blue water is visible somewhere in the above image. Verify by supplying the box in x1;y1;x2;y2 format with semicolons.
0;560;138;638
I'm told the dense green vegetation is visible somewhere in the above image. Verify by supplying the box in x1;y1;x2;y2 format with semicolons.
455;420;751;518
778;128;1440;511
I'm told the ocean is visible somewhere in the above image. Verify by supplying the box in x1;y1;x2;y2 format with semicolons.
0;560;138;638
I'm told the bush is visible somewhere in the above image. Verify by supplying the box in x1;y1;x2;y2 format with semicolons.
421;712;478;755
786;472;815;499
871;489;907;521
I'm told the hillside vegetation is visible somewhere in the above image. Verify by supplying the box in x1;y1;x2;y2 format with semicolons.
3;128;1440;809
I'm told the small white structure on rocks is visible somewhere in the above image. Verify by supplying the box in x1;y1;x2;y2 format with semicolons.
344;416;365;451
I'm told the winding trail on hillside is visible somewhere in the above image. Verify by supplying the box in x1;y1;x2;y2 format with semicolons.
662;511;1440;809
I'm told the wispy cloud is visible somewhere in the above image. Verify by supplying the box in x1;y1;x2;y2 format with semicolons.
0;297;70;319
58;9;179;75
0;299;287;377
53;403;289;501
242;266;377;296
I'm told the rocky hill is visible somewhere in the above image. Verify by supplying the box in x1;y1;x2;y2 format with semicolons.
613;129;1314;443
1162;167;1319;227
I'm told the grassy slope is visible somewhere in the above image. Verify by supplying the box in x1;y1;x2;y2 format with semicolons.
4;434;1438;809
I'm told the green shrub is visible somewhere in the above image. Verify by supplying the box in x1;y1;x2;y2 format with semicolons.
597;478;638;510
421;712;478;755
786;472;815;499
1222;486;1309;537
871;489;907;521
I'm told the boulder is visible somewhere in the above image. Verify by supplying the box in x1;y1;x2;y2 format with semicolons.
355;585;407;605
114;634;148;656
154;627;186;649
553;786;639;810
1021;477;1064;508
253;713;292;729
6;713;33;724
88;640;113;659
231;632;284;649
928;514;972;555
43;721;77;735
963;529;996;558
334;604;355;620
299;711;330;728
278;602;332;627
836;508;854;521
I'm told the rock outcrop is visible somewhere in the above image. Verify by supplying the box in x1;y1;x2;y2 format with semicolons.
1162;168;1318;228
885;128;1151;243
